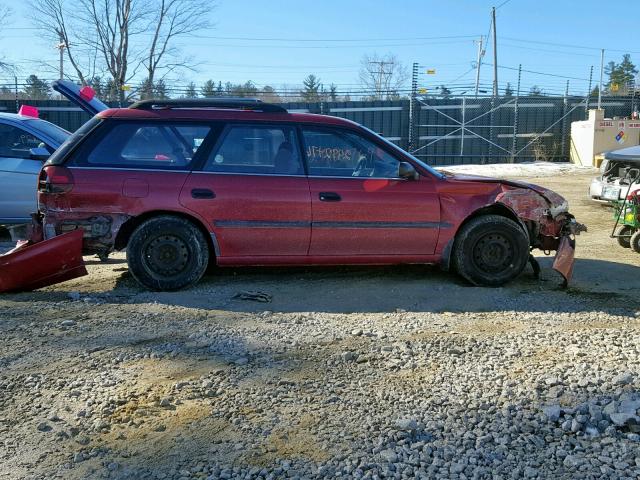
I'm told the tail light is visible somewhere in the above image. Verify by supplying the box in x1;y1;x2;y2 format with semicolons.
38;166;75;194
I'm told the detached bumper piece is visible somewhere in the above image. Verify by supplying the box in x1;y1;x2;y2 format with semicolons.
0;230;87;293
552;236;576;288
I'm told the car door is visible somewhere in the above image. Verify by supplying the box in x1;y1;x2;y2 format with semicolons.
0;122;52;223
180;123;311;259
301;126;441;257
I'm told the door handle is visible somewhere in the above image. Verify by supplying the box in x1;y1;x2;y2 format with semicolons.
319;192;341;202
191;188;216;199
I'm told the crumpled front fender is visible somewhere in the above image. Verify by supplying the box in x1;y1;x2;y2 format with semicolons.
0;230;87;293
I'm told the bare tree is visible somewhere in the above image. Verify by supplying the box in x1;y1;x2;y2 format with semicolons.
358;53;408;100
29;0;212;102
79;0;150;101
0;2;14;72
142;0;211;98
27;0;95;83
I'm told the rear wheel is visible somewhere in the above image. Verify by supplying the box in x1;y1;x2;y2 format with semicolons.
127;215;209;291
631;230;640;253
453;215;529;287
616;226;634;248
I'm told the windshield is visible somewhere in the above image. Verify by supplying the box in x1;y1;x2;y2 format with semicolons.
25;119;69;146
361;126;445;178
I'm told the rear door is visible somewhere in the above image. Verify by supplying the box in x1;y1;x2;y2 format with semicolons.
180;123;311;258
0;122;53;223
301;127;441;256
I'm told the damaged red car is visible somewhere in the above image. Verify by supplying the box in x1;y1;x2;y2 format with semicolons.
23;98;584;291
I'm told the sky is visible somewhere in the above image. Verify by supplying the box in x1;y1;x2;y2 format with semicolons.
0;0;639;97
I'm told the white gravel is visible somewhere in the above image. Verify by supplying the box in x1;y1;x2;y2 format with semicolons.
1;292;640;480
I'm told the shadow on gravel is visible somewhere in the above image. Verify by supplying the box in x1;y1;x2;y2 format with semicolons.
3;258;639;315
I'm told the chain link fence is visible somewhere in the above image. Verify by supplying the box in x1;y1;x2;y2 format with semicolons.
1;94;636;165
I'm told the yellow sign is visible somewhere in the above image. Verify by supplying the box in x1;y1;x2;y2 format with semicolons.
426;69;436;75
418;88;428;94
611;84;619;92
121;85;131;91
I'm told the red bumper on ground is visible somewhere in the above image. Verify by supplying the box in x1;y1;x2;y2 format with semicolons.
552;236;576;287
0;230;87;293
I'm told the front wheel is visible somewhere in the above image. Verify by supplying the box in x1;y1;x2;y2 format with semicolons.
453;215;529;287
126;216;209;291
631;230;640;253
616;226;634;248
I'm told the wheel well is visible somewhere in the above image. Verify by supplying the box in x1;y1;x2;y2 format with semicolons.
114;211;216;259
441;203;528;271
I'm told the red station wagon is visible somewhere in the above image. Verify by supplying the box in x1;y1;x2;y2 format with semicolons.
35;99;583;291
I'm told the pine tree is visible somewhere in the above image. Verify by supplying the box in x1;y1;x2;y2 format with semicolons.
138;78;153;100
329;84;338;101
529;85;543;96
504;83;514;98
184;82;197;98
301;74;322;101
607;54;638;95
200;80;217;97
154;79;169;99
23;75;50;99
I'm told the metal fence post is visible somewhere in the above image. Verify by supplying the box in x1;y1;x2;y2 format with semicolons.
585;65;593;117
460;97;466;156
409;62;418;151
14;76;18;113
561;80;569;161
511;64;522;162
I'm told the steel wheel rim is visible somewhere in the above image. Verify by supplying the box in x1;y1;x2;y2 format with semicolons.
142;235;189;277
472;232;514;274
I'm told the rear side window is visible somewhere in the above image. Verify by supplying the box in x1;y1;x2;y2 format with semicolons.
84;122;211;169
203;125;303;175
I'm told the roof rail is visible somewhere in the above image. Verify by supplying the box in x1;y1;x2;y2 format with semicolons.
128;98;288;113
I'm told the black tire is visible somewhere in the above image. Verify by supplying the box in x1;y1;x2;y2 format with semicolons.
126;215;209;291
453;215;529;287
616;226;634;248
631;230;640;254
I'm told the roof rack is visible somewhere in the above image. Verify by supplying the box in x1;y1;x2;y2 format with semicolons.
128;98;288;113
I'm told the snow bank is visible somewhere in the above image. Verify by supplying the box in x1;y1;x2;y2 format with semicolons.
434;162;597;179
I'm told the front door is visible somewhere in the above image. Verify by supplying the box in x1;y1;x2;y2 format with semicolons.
301;127;440;257
180;124;311;258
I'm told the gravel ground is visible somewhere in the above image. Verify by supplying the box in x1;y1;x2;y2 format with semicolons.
1;170;640;480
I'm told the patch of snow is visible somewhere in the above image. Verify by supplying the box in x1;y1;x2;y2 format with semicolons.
435;161;597;179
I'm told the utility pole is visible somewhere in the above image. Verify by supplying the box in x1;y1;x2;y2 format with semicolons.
474;36;484;98
56;32;65;80
598;48;605;110
492;6;498;97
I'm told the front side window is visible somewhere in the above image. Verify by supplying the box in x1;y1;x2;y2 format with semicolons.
85;122;211;169
203;125;303;175
0;123;48;159
302;128;401;178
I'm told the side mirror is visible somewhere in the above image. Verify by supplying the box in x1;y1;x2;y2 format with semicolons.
29;147;50;161
398;161;418;180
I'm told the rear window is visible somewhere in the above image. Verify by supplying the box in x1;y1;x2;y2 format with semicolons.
47;117;102;165
25;119;69;146
84;122;211;169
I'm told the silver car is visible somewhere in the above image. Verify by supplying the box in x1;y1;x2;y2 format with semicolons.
0;113;69;224
0;80;108;226
589;145;640;202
